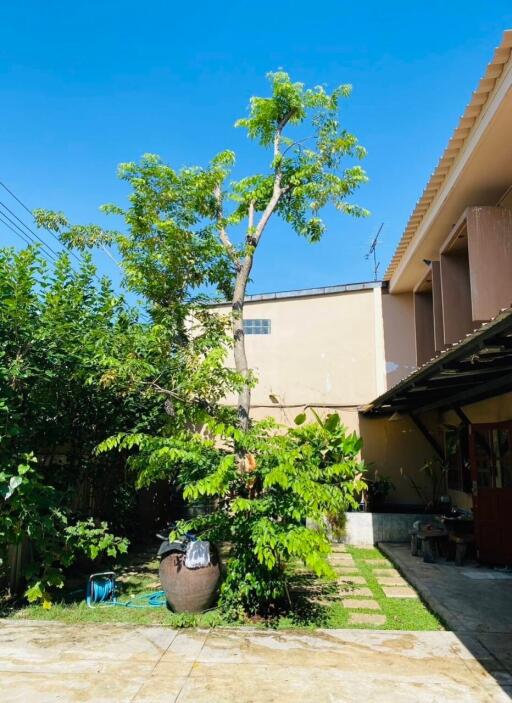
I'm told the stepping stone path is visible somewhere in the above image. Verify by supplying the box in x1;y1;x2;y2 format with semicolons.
382;586;418;599
373;568;396;576
376;575;408;587
338;587;373;597
332;566;359;574
330;544;347;552
364;559;390;566
329;554;355;564
329;548;420;627
348;613;387;626
337;575;367;586
342;598;381;610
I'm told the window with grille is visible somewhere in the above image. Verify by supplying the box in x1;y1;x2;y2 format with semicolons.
243;319;271;335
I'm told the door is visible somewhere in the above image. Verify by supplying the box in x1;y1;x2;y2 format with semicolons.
469;422;512;565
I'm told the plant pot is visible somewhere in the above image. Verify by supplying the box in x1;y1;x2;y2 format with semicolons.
159;548;221;613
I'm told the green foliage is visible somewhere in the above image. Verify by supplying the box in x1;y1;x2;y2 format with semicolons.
105;413;366;618
33;69;367;377
0;246;166;602
27;70;370;617
0;454;127;607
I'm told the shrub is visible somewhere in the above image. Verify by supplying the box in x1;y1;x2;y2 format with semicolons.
103;412;366;618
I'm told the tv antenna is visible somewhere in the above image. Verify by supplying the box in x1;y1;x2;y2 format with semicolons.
365;222;383;281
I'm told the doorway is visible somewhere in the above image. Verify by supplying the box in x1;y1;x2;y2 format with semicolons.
469;421;512;565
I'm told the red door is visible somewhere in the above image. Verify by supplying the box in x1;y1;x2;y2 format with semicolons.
469;422;512;565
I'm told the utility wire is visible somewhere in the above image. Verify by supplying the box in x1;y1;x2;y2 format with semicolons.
0;196;85;269
0;180;124;274
0;180;150;323
0;199;60;261
0;212;54;263
0;209;59;262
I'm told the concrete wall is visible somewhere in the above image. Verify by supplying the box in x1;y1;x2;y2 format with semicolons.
342;512;436;546
216;286;386;416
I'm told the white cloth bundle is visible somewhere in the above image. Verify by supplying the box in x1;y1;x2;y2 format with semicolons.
184;540;211;569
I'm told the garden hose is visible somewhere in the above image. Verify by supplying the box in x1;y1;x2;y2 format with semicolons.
86;571;166;609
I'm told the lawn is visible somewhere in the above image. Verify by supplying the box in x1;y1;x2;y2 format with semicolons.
4;545;443;631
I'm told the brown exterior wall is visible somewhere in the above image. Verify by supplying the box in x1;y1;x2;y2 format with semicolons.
381;292;417;388
440;248;473;344
467;207;512;320
431;261;444;351
414;291;435;366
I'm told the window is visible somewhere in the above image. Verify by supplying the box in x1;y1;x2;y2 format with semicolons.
243;319;271;335
445;425;470;493
472;424;512;489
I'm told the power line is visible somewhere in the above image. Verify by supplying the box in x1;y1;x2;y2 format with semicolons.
0;212;56;269
0;209;59;262
0;179;125;276
0;196;87;269
0;179;150;323
0;200;60;261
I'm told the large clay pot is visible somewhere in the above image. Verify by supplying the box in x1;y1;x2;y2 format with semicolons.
159;548;221;613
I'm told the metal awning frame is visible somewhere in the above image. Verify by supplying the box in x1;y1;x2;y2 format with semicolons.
365;309;512;416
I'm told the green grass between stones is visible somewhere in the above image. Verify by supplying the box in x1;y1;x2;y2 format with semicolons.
4;546;443;631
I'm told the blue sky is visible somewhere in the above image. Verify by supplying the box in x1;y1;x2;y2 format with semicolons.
1;2;511;295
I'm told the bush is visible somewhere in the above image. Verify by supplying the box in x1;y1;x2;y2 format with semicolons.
0;454;128;606
103;411;366;619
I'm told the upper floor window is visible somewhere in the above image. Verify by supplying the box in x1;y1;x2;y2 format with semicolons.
243;319;271;335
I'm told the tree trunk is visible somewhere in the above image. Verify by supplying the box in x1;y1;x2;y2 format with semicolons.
232;256;253;432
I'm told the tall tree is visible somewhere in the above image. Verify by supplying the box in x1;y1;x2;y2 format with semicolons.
35;71;368;432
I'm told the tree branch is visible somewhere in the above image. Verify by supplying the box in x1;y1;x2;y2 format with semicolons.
282;135;314;156
214;184;238;263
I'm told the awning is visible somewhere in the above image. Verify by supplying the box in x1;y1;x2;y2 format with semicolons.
364;308;512;416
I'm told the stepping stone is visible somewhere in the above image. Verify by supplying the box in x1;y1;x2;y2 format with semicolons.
330;544;347;552
348;613;387;626
338;586;373;597
376;575;408;587
337;576;367;586
329;560;355;569
342;598;381;610
382;586;418;599
365;559;390;566
373;568;395;575
332;566;359;574
329;553;354;561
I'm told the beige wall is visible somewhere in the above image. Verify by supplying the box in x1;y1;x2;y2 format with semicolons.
217;287;385;415
359;413;439;505
381;291;417;388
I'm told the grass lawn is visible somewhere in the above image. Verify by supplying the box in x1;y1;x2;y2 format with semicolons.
4;545;443;631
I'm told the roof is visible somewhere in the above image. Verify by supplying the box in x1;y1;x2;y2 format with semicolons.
385;30;512;282
364;307;512;415
209;280;383;306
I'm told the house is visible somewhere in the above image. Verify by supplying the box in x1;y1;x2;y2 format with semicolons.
220;30;512;563
365;29;512;564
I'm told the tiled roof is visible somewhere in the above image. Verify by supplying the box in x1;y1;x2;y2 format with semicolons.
385;30;512;281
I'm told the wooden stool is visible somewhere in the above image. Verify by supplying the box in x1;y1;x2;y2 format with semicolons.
449;533;475;566
418;527;447;563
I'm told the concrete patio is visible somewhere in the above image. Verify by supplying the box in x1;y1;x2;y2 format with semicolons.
380;542;512;700
0;618;511;702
